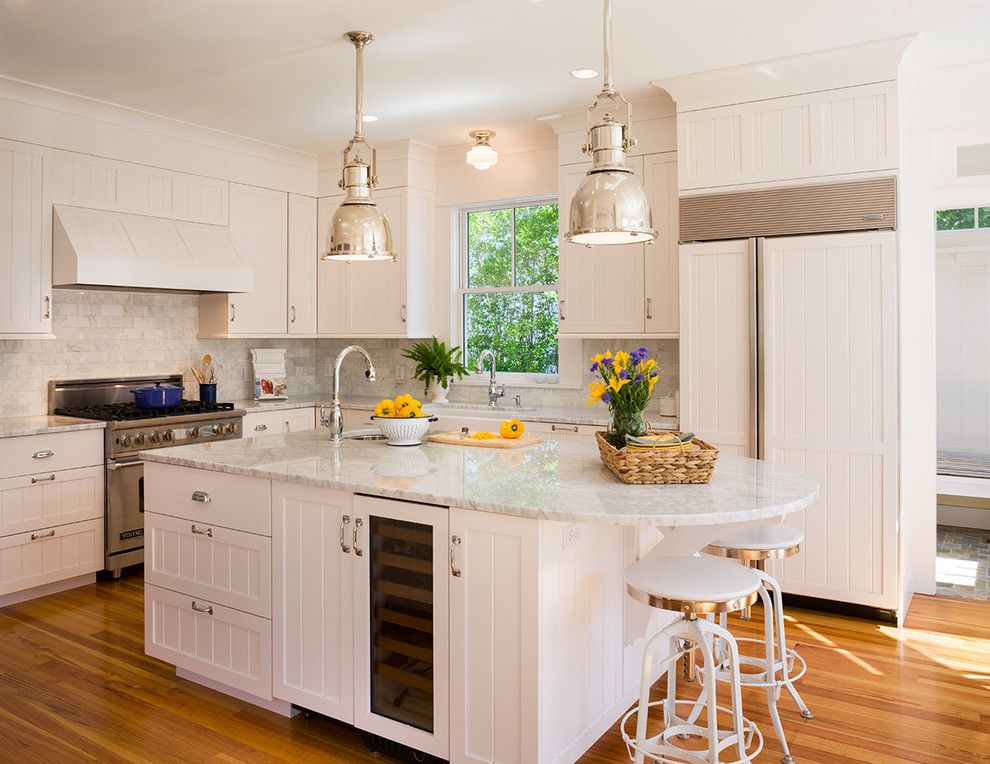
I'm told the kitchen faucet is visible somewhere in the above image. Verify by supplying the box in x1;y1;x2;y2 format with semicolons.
321;345;376;442
475;349;505;408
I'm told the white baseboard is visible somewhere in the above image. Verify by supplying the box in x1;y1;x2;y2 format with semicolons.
176;668;299;717
937;504;990;530
0;573;96;608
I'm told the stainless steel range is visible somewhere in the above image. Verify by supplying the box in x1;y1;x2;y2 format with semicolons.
49;376;245;577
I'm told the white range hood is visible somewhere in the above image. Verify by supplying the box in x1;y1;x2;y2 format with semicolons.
52;205;254;293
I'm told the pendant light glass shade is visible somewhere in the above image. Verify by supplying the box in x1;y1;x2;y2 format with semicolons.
466;130;498;170
323;32;395;262
564;0;657;247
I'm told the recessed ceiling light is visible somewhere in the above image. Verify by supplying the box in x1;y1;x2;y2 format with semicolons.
570;68;598;79
362;115;379;122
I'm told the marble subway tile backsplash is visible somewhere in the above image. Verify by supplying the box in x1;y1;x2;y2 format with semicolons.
0;290;679;419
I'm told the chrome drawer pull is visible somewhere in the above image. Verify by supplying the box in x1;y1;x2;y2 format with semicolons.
646;296;653;320
191;524;213;538
191;490;211;503
31;474;56;484
191;601;214;615
353;517;364;557
340;514;351;553
551;424;579;433
31;529;56;541
450;535;463;578
255;424;268;431
32;450;55;459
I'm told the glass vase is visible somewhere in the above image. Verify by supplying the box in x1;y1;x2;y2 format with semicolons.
607;407;648;448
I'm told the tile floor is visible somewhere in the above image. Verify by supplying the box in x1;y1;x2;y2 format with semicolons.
935;524;990;600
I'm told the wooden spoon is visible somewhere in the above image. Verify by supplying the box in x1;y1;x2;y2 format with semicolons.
202;354;213;383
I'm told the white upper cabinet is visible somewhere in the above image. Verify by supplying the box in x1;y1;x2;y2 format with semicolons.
643;152;679;334
558;155;679;337
317;186;434;338
557;160;646;336
287;193;318;335
678;82;898;192
51;150;227;224
200;183;288;337
0;138;52;337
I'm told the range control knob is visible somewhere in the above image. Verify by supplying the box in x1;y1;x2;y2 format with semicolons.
118;434;132;448
225;423;237;435
212;423;225;435
163;429;175;442
133;432;146;446
189;427;200;438
149;431;161;444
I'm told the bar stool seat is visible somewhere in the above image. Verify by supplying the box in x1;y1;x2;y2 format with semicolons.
622;556;765;764
704;524;804;559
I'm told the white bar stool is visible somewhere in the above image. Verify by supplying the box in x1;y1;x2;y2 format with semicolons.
621;556;765;764
702;525;813;764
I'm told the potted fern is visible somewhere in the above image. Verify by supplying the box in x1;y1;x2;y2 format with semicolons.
402;337;470;403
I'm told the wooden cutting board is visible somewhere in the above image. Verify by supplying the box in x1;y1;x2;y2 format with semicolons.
427;431;543;449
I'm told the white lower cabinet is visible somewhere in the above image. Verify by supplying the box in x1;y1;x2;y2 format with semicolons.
271;486;449;759
243;407;316;438
448;508;539;764
145;583;272;699
0;516;102;596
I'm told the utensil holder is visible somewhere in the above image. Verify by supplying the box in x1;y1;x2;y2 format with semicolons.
199;383;217;403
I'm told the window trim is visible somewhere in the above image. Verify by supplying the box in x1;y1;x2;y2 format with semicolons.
457;194;560;384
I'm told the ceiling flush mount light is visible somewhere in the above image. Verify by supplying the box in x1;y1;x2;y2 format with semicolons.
323;31;394;262
570;68;598;79
466;130;498;171
565;0;657;247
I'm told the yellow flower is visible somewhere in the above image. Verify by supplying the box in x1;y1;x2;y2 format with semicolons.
586;381;607;406
648;375;659;392
608;375;629;393
614;350;630;366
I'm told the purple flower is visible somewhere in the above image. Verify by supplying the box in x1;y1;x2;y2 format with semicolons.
601;392;613;404
619;369;629;380
650;370;659;378
590;361;599;372
633;346;649;361
602;355;613;365
634;374;644;382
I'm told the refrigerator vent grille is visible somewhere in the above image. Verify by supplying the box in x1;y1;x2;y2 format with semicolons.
679;176;896;242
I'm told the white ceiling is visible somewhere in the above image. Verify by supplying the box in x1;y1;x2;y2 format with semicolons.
0;0;985;155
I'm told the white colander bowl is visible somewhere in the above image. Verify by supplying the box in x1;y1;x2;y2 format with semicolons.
371;415;438;446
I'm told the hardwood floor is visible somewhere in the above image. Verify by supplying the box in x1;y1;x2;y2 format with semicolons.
0;572;987;763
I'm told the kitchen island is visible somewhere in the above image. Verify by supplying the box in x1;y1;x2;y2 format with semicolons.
140;431;818;764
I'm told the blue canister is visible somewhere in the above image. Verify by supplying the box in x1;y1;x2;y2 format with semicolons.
199;383;217;403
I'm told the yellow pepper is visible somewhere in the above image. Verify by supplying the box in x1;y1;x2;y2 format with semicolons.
374;399;396;418
500;419;524;439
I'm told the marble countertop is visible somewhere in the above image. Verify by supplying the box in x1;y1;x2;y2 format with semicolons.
0;415;107;439
231;397;678;429
141;430;818;526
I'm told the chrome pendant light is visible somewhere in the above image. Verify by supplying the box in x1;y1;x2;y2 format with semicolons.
565;0;657;247
323;31;395;262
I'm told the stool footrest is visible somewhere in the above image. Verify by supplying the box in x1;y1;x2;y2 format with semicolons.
701;637;808;689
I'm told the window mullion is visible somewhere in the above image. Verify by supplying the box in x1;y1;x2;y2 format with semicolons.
510;206;517;287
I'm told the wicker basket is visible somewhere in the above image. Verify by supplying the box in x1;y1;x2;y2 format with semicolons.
595;431;719;484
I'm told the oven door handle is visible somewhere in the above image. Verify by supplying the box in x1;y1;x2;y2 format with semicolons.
106;459;143;471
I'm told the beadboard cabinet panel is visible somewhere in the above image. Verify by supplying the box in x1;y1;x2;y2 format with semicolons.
288;193;318;335
0;138;51;336
0;466;103;537
0;517;102;596
643;152;679;334
51;149;227;224
678;82;898;192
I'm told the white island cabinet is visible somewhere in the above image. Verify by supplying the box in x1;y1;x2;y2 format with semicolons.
141;434;818;764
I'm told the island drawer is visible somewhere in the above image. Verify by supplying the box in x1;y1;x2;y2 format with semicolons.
0;466;104;538
145;511;271;618
0;430;103;481
145;583;272;700
144;463;271;536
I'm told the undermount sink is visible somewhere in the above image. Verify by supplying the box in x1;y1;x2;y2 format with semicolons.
342;430;387;441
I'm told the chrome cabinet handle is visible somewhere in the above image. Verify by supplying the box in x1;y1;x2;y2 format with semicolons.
42;295;51;319
551;424;579;433
190;490;211;503
290;305;297;323
400;304;407;323
254;424;268;432
191;601;214;615
646;296;653;320
190;524;213;538
230;303;236;322
353;517;364;557
339;514;351;553
31;529;56;541
559;298;566;320
450;535;463;577
32;450;55;459
31;474;56;484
